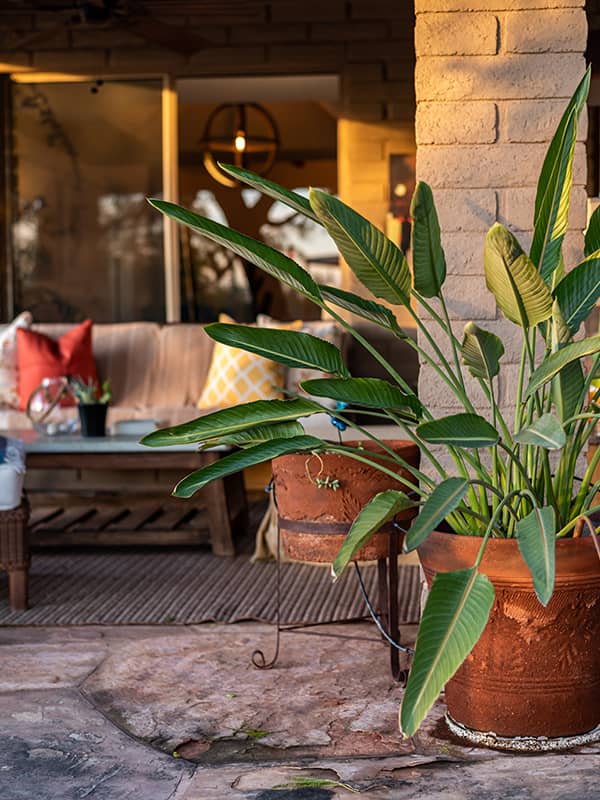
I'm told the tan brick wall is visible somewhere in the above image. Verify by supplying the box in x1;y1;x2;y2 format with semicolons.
415;0;588;426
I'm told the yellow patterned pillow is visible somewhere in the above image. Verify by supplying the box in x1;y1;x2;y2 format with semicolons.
197;315;286;409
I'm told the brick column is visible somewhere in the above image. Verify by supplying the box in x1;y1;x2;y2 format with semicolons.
414;0;588;425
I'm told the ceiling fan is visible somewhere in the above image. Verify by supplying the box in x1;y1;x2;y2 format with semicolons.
7;0;210;55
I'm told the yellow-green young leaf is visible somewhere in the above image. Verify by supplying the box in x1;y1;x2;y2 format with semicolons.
417;413;499;448
484;224;553;328
400;567;495;736
404;478;469;552
332;490;415;579
410;181;446;298
310;189;412;306
141;398;322;447
532;68;590;283
461;322;504;381
516;506;556;606
173;436;324;497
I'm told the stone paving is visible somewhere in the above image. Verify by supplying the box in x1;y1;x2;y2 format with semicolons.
0;622;598;799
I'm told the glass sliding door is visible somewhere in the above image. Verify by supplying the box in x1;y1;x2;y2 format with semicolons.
12;78;164;322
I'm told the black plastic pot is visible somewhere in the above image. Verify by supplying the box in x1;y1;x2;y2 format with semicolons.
78;403;108;437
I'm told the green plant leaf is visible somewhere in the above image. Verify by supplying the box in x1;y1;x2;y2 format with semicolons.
200;421;305;449
460;322;505;381
514;413;566;450
417;414;499;448
148;199;322;304
216;163;319;221
400;567;495;736
585;204;600;257
516;506;556;606
320;284;401;332
404;478;469;552
526;335;600;397
301;377;422;415
484;224;553;328
549;300;584;423
332;490;416;579
410;181;447;298
531;68;590;284
205;323;350;377
310;189;411;306
173;436;324;497
140;398;322;447
554;249;600;335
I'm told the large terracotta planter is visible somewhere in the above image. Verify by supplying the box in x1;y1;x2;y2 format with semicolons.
418;531;600;739
272;440;419;563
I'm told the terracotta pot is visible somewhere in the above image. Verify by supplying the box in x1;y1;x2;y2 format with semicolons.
272;440;419;563
418;530;600;738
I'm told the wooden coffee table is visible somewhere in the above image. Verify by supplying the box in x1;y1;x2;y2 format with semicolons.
9;430;247;556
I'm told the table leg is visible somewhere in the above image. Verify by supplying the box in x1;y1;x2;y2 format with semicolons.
9;568;28;611
203;452;236;556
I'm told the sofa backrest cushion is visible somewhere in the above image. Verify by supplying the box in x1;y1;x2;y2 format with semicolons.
148;324;215;408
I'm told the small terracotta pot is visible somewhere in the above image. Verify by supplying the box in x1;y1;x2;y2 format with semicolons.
418;531;600;738
272;440;419;563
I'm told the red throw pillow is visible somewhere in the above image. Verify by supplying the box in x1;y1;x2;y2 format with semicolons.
16;320;97;411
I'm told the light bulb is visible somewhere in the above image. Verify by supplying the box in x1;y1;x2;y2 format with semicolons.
234;131;246;152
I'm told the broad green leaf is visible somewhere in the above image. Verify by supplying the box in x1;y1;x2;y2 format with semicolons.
332;491;416;578
484;224;553;328
514;413;566;450
141;398;322;447
173;436;323;497
526;335;600;397
216;163;319;221
461;322;504;381
585;204;600;257
404;478;469;552
410;181;447;298
206;323;350;377
400;567;495;736
148;199;322;304
516;506;556;606
531;68;590;283
554;249;600;335
199;421;305;449
320;284;401;332
310;189;411;306
417;413;499;448
301;377;422;415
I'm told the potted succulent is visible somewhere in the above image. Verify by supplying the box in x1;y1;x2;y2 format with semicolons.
70;377;112;437
142;70;600;749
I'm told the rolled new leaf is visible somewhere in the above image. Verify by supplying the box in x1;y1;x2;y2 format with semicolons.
206;323;350;377
310;188;412;306
461;322;504;381
410;181;446;298
332;490;416;579
516;506;556;606
400;567;495;736
417;413;499;448
173;436;324;497
148;199;322;305
141;398;322;447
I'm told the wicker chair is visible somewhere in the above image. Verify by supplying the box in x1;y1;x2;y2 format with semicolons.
0;499;30;610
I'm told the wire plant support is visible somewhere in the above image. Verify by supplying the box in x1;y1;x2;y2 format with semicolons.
251;511;413;684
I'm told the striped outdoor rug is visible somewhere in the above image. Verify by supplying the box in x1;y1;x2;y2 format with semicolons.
0;550;421;626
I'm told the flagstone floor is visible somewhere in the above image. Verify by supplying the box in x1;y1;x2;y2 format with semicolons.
0;621;598;799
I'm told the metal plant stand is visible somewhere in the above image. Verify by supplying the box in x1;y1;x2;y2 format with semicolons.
251;518;414;683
